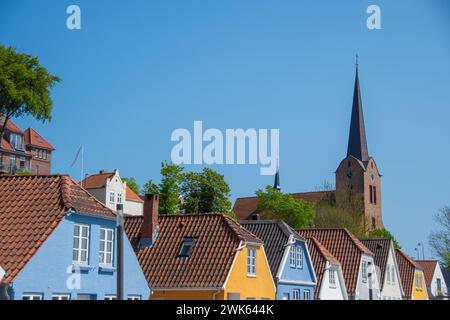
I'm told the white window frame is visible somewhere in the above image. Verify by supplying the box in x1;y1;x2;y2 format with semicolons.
99;227;114;267
303;290;310;300
109;191;115;204
117;192;123;204
247;247;256;277
289;245;295;267
296;246;303;268
361;261;368;282
329;268;337;288
73;223;90;265
22;293;43;300
127;295;142;300
52;293;71;300
387;264;391;283
391;265;395;284
292;289;300;300
104;295;117;300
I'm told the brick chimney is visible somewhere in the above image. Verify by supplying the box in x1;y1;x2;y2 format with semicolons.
140;194;160;246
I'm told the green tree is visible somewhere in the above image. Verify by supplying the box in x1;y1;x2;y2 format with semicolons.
314;203;365;237
158;162;183;214
0;45;60;146
365;228;401;249
122;177;140;195
142;178;160;195
429;207;450;270
256;186;315;229
181;168;232;216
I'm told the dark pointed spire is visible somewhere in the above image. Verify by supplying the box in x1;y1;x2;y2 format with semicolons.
273;159;280;191
347;56;369;162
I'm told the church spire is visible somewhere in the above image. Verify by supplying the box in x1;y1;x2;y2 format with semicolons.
273;159;280;191
347;56;369;162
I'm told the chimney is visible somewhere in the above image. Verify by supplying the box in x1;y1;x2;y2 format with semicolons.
99;170;105;174
140;194;160;247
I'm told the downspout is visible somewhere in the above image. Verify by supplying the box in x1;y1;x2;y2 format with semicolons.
212;288;222;300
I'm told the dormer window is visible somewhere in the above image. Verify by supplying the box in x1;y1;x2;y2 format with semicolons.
178;238;196;258
10;133;24;151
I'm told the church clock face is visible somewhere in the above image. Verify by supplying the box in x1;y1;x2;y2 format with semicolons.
346;169;354;180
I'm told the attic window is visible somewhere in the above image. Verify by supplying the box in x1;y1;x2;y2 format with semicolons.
178;238;196;258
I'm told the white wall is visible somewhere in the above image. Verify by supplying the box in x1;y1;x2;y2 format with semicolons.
355;254;381;300
380;246;403;300
319;263;346;300
125;199;144;216
430;264;448;298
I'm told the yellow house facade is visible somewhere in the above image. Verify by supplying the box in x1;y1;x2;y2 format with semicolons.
411;269;428;300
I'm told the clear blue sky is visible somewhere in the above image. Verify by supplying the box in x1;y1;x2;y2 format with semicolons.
1;0;449;259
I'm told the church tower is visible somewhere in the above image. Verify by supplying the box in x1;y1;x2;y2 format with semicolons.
335;61;383;231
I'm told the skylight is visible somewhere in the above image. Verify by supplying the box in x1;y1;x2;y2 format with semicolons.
178;238;196;258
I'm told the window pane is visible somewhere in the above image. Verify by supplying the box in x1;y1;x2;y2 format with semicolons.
107;230;113;241
74;225;80;236
82;226;88;237
100;229;105;239
81;250;87;262
73;249;78;261
81;238;88;249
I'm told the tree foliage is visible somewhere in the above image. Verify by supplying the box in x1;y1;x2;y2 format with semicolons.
0;44;60;145
429;207;450;270
256;186;315;229
314;202;365;236
122;177;140;195
181;168;232;215
158;162;183;215
141;178;160;196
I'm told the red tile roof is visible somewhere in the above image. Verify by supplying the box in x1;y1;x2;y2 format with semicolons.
126;186;143;202
80;172;114;189
306;237;341;298
395;249;423;298
415;260;438;287
0;115;23;134
0;175;115;283
125;213;262;289
298;228;373;294
24;128;55;150
233;191;332;220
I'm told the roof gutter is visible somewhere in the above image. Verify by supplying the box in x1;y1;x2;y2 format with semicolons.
65;209;117;222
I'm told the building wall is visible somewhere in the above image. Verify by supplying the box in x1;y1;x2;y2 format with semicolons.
9;213;150;300
105;173;126;211
412;270;428;300
277;239;316;300
335;157;383;231
223;246;275;300
319;264;346;300
380;247;403;300
28;147;52;175
125;200;144;216
355;254;381;300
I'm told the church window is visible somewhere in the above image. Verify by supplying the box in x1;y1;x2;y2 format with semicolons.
369;186;373;204
373;186;377;204
348;161;351;167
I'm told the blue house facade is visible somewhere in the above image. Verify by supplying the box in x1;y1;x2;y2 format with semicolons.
0;175;150;300
240;220;317;300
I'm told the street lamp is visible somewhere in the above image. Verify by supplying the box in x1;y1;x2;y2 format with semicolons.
417;242;425;260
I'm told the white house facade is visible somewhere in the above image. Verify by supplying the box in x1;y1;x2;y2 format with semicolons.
318;262;348;300
355;253;381;300
81;170;144;216
361;238;404;300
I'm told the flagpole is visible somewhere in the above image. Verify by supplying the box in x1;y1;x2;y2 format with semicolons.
80;145;84;187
